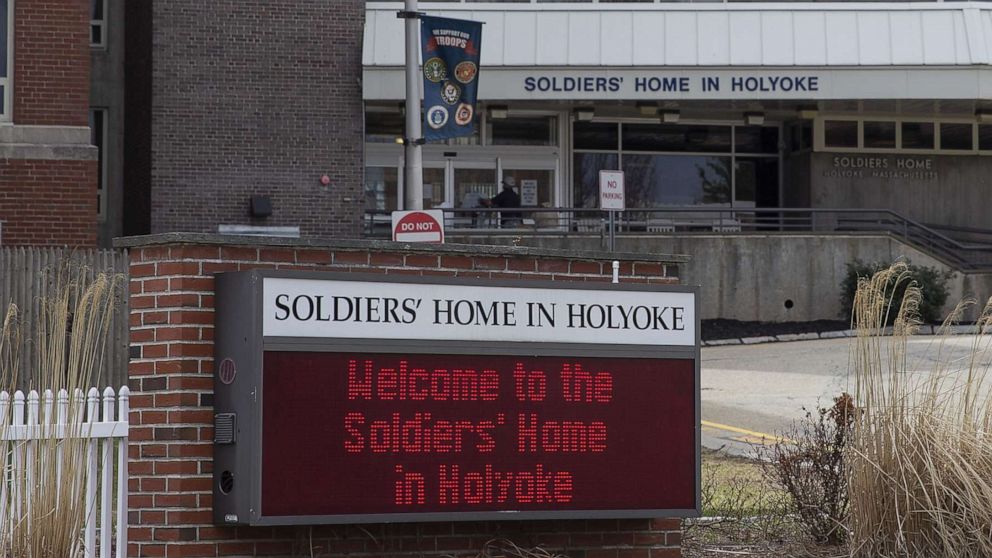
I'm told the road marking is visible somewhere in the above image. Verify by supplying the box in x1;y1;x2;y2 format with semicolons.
701;420;791;444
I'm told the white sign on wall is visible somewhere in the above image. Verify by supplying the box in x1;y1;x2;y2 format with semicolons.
520;179;538;206
599;170;625;211
364;68;992;101
262;278;696;347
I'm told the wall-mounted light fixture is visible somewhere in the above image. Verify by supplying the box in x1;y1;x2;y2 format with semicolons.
745;112;765;126
661;110;680;124
574;107;595;121
977;109;992;124
797;106;818;120
487;105;509;119
636;102;658;116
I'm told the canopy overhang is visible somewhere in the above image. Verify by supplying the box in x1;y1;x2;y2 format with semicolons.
363;2;992;101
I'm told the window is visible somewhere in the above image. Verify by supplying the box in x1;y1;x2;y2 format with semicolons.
488;116;557;146
364;167;399;212
824;120;858;148
940;123;973;151
1;0;10;120
573;121;777;209
901;122;934;150
91;0;106;48
573;152;618;208
622;124;730;153
573;122;618;151
979;125;992;151
789;121;812;152
736;126;779;154
816;118;992;153
622;154;732;207
365;111;404;144
89;109;107;221
863;121;896;149
502;169;554;207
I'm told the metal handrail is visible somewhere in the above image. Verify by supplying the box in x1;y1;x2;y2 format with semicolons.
363;207;992;271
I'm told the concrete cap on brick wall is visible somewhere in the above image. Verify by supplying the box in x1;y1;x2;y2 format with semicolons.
113;232;691;265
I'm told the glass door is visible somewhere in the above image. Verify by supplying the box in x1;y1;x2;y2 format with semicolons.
500;157;558;229
452;161;497;229
396;160;447;210
422;166;445;209
453;164;497;210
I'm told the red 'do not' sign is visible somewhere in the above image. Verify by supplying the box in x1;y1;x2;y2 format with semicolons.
392;210;445;243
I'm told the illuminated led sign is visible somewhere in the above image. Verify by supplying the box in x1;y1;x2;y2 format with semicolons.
213;271;699;525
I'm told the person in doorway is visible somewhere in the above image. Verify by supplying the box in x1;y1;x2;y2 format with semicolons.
489;177;522;227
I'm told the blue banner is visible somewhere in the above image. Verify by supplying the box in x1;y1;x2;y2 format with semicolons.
420;15;482;142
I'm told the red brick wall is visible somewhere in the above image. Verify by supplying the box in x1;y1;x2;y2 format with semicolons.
13;0;91;125
126;241;683;558
0;159;97;246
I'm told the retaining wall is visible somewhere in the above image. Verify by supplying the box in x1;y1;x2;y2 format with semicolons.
453;234;992;323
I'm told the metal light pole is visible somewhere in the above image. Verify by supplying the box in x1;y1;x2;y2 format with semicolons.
402;0;424;210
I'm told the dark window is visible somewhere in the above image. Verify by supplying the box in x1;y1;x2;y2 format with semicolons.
824;121;858;148
91;0;105;47
621;154;732;207
490;116;556;146
572;152;618;208
789;121;812;152
979;125;992;151
621;124;731;153
863;121;896;149
735;126;779;154
901;122;934;149
940;123;973;150
573;122;618;151
90;109;107;218
365;112;404;143
1;0;7;78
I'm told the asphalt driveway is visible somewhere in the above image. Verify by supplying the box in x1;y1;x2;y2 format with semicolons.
700;334;992;454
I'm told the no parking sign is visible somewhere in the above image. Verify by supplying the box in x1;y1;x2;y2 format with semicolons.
392;210;446;243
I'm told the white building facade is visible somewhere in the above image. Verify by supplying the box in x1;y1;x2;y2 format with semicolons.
365;2;992;227
363;2;992;321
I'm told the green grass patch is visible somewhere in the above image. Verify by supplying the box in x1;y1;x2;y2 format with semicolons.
701;448;788;518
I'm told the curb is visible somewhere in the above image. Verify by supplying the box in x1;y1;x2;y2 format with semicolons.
703;325;977;347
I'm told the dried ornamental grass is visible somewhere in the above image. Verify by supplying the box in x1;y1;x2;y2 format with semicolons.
443;538;569;558
0;267;123;558
847;262;992;557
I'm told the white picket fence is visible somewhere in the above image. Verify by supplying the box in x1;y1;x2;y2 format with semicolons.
0;387;129;558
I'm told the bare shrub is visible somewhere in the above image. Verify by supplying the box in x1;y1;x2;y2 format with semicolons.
685;448;794;549
761;394;854;546
0;264;123;557
847;262;992;557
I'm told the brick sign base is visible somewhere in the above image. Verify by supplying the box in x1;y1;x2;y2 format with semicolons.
118;234;688;558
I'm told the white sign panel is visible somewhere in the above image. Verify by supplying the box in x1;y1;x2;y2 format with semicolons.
520;179;538;207
262;278;695;347
599;170;625;211
391;210;445;243
364;68;992;101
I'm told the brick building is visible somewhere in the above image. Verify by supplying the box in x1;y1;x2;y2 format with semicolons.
0;0;366;248
0;0;97;247
120;0;366;240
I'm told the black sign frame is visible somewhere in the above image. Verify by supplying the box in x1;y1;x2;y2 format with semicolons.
213;270;701;526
